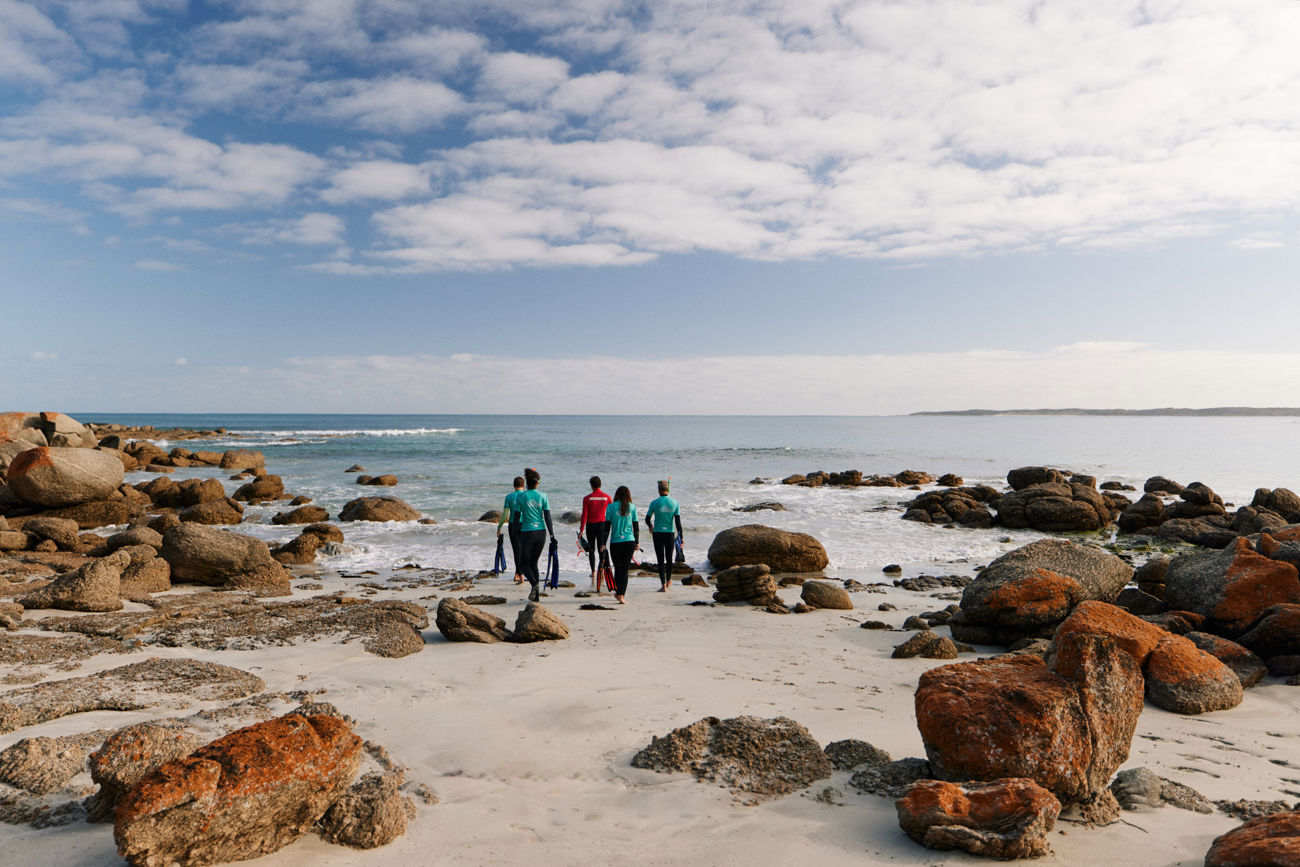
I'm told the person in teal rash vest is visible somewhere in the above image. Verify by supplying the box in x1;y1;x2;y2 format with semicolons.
515;467;555;602
645;479;682;591
605;485;639;605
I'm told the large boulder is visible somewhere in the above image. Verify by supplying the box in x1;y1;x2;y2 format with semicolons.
1165;537;1300;634
0;433;38;473
0;412;48;446
435;597;512;643
35;497;145;529
114;713;361;866
219;450;264;471
159;524;291;594
949;540;1132;645
896;777;1060;859
179;497;245;525
1205;811;1300;867
232;474;285;503
995;472;1117;532
901;485;1001;527
1144;634;1244;715
1053;601;1243;714
511;602;569;642
915;632;1143;804
631;715;831;801
5;446;125;508
339;496;421;522
21;516;82;550
18;549;129;612
707;524;828;572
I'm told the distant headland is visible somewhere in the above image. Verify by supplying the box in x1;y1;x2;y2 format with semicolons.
911;407;1300;417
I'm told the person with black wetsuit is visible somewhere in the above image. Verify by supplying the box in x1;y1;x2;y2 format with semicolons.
496;476;526;584
605;485;639;604
514;467;555;602
645;479;683;592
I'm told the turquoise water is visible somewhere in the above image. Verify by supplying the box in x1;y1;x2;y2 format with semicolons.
82;413;1300;578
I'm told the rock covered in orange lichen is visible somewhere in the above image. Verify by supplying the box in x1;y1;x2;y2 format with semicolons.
915;633;1142;804
896;777;1061;859
1205;811;1300;866
1166;538;1300;635
1053;600;1167;665
87;722;204;822
951;540;1132;645
1144;634;1243;715
114;713;361;866
1052;601;1244;714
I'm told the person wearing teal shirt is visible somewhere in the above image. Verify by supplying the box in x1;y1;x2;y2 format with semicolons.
645;480;683;592
516;468;555;602
496;476;525;584
605;485;639;604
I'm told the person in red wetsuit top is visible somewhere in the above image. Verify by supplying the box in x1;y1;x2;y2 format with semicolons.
579;475;613;583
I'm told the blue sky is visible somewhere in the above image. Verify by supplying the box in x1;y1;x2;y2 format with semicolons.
3;0;1300;413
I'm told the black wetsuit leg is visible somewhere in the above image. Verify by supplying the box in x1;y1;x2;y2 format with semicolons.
520;529;546;588
508;522;523;572
653;532;675;584
610;540;636;596
586;521;610;572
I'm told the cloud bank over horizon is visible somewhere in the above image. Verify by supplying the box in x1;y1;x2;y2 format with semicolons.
14;342;1300;415
3;0;1300;273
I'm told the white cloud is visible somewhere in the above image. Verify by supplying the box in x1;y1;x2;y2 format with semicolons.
134;258;184;270
301;76;464;132
7;1;1300;268
321;160;430;203
174;357;187;365
30;350;59;359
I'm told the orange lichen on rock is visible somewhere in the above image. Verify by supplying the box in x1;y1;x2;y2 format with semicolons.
1145;634;1243;715
7;446;54;473
896;778;1061;859
115;713;361;866
1053;601;1166;666
916;655;1096;802
1216;539;1300;633
1205;811;1300;866
981;568;1081;624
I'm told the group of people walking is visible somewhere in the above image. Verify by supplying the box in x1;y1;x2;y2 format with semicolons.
495;470;682;605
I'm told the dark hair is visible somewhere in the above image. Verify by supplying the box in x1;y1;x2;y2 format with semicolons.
590;476;601;490
614;485;631;516
657;479;670;494
524;468;540;489
513;476;525;489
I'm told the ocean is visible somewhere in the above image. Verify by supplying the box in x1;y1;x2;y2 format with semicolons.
84;413;1300;581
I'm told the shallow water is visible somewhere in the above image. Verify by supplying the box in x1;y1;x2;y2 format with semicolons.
91;413;1300;578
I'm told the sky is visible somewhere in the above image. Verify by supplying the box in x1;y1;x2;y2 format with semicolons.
3;0;1300;414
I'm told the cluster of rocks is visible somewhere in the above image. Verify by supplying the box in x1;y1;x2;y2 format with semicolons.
778;469;954;488
434;598;569;643
901;463;1300;555
946;536;1299;704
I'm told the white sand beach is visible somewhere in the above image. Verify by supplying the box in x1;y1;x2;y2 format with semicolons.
5;567;1295;866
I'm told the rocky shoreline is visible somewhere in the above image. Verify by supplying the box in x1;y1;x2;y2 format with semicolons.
2;412;1298;864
